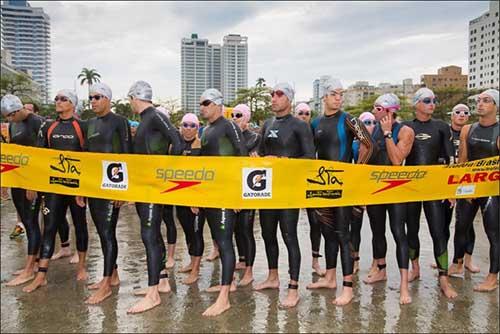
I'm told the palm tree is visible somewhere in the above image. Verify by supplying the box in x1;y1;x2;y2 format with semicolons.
77;68;101;97
111;99;122;112
256;77;266;87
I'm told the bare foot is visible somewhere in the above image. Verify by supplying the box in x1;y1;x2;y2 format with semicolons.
179;263;193;273
239;275;254;287
183;273;199;285
431;263;438;269
307;277;336;289
5;271;35;286
22;276;47;292
235;261;246;270
280;288;299;308
207;281;237;293
353;260;360;275
206;250;220;262
400;287;412;304
465;263;480;273
363;269;387;284
85;285;112;304
312;263;326;277
440;278;458;299
473;275;498;292
448;263;464;277
76;267;88;281
134;278;171;295
13;267;36;276
70;253;79;264
51;247;72;260
333;287;353;306
127;292;161;314
88;272;120;290
253;278;280;291
408;269;420;282
165;257;175;269
367;261;378;277
202;297;230;316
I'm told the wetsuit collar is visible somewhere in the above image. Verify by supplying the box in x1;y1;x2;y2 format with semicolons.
139;106;156;119
325;110;342;118
276;113;292;120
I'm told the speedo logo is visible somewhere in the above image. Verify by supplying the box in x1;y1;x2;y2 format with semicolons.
448;171;499;184
1;153;29;173
156;168;215;193
370;169;427;194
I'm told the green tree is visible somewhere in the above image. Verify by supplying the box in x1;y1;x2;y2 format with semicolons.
256;77;266;88
1;73;41;102
77;68;101;97
114;101;136;121
231;85;272;125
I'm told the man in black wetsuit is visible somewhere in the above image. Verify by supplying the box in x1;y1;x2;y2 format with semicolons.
362;93;414;305
254;82;315;308
452;89;499;292
1;94;44;287
126;81;182;314
231;103;260;286
404;87;457;299
23;89;89;293
196;88;247;316
444;104;480;275
78;83;132;305
307;78;374;306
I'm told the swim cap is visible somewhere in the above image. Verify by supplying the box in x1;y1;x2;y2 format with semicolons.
413;87;435;106
295;102;311;114
359;111;375;122
481;89;499;106
272;82;294;102
128;81;153;102
90;83;112;100
451;104;470;114
56;89;78;107
322;78;343;97
128;120;139;128
156;106;170;118
375;93;400;112
233;104;251;123
181;113;200;126
200;88;223;106
1;94;23;116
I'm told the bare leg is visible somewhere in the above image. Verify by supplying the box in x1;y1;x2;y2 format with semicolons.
22;259;49;292
254;268;280;290
206;241;219;262
307;268;337;289
408;259;420;282
165;244;175;269
202;285;231;317
127;285;162;314
76;251;88;281
183;256;201;284
280;280;300;308
399;269;411;304
239;266;254;286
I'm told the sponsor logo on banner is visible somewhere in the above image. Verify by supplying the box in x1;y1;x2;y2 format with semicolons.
306;166;344;199
157;168;215;193
370;169;427;194
49;153;81;188
242;168;272;199
101;161;128;190
0;153;29;173
456;185;476;196
448;171;499;184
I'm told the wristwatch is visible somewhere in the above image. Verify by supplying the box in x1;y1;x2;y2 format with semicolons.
384;131;392;139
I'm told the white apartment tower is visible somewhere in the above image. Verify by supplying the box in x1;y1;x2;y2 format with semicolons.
468;0;499;90
312;75;332;113
181;34;210;113
1;0;51;103
222;34;248;104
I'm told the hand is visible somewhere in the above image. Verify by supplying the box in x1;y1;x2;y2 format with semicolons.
75;196;86;207
380;115;392;133
233;209;241;213
265;155;278;158
26;190;37;201
191;207;199;215
448;198;456;208
250;151;260;157
113;200;125;208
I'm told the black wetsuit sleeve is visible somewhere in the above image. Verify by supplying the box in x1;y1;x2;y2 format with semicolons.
154;113;183;155
226;120;247;156
296;121;315;159
118;117;132;153
346;116;374;164
247;132;261;153
440;121;455;164
257;121;268;156
36;120;50;148
30;115;44;135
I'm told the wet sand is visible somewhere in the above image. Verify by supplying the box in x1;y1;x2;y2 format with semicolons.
1;199;498;333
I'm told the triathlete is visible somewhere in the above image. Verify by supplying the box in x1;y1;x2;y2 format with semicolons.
80;83;132;305
254;83;315;308
362;94;414;305
294;102;325;277
175;113;205;285
452;89;499;292
439;104;479;274
23;89;89;293
126;81;182;314
351;111;377;275
231;104;260;286
1;94;43;287
404;87;457;298
197;88;247;316
307;78;373;306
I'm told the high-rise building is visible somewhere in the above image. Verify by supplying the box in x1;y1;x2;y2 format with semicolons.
222;34;248;104
1;0;51;103
312;75;332;112
468;0;499;90
420;65;468;90
208;44;222;92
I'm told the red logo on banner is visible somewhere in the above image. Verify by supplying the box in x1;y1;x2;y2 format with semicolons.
0;163;20;173
161;180;202;193
372;179;412;194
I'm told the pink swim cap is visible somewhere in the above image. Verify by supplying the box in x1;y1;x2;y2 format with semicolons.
181;113;199;126
359;111;375;122
233;104;251;123
295;102;311;113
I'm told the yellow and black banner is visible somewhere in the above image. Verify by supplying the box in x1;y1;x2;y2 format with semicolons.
1;143;498;209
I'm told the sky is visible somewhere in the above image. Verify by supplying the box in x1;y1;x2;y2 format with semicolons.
32;1;490;103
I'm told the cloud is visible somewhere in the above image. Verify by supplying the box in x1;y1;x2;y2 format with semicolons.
32;1;488;103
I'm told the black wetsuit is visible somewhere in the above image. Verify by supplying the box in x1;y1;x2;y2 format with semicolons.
37;116;88;261
258;113;315;282
404;118;454;273
86;111;132;277
8;113;44;256
454;122;499;274
234;128;261;267
313;111;373;280
134;107;182;286
366;122;409;270
201;116;247;285
176;136;206;258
